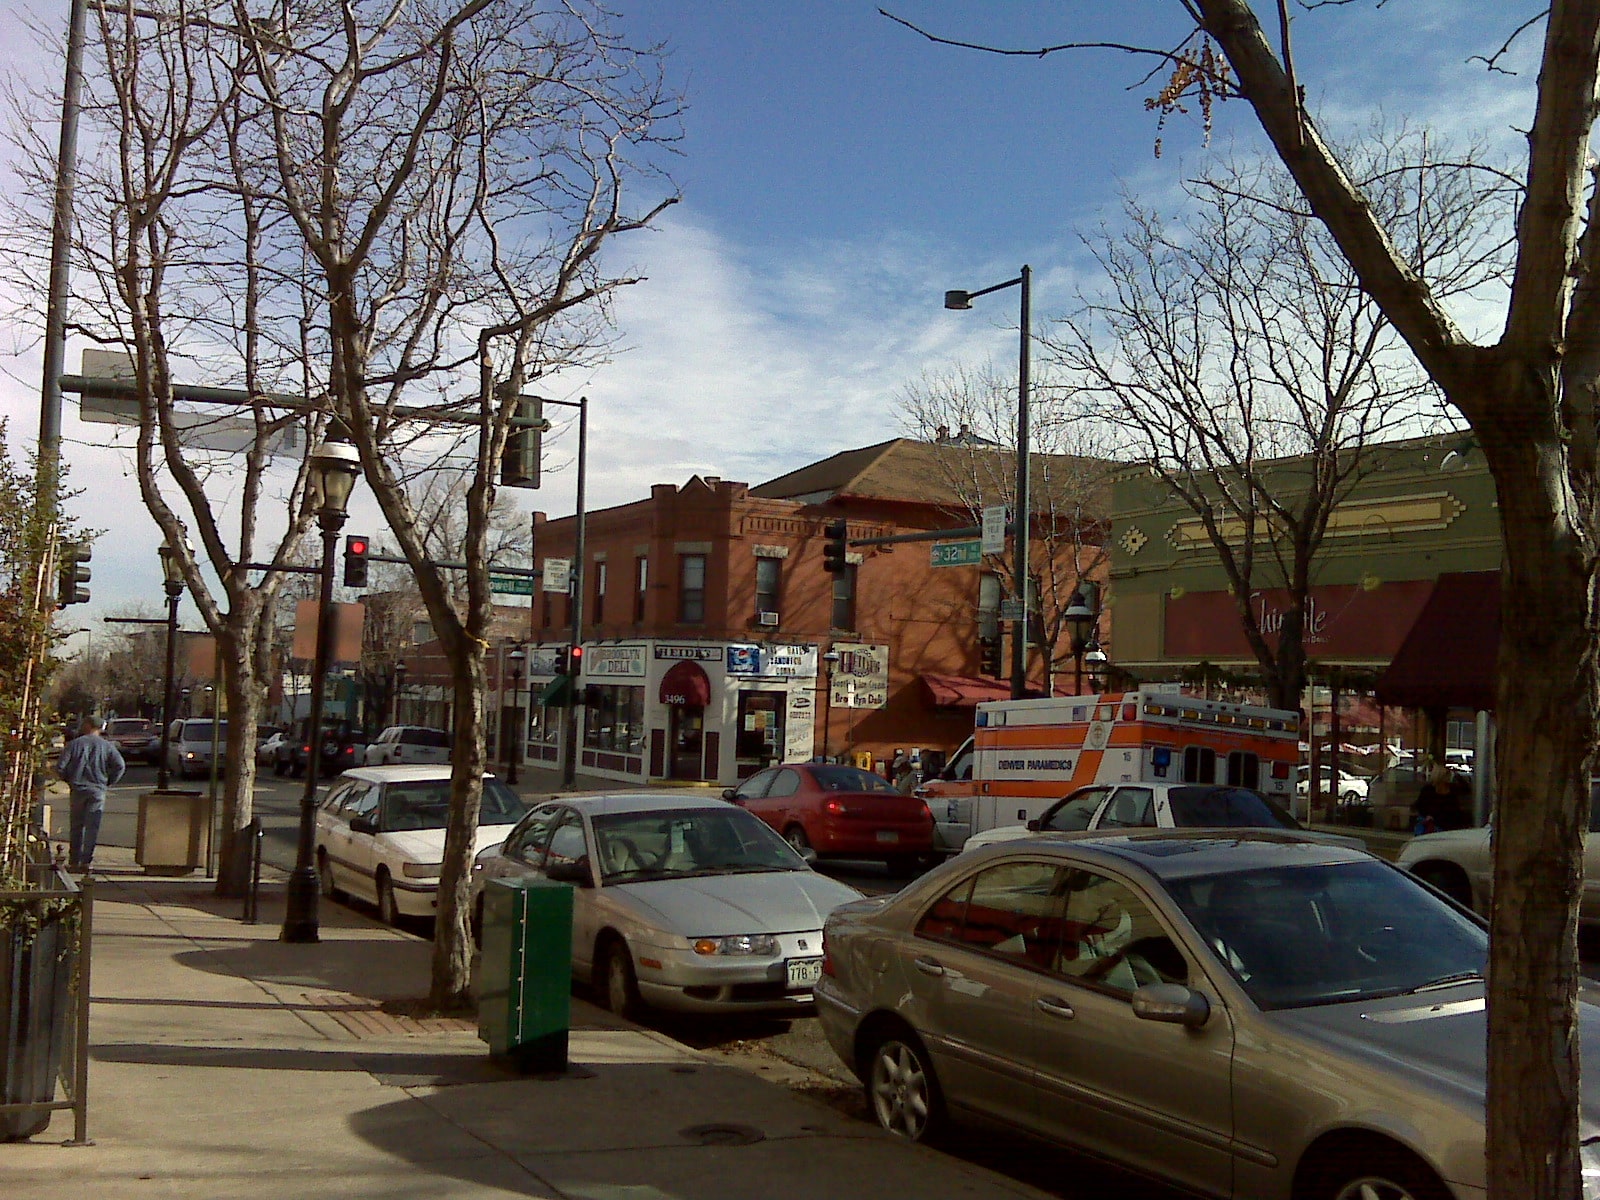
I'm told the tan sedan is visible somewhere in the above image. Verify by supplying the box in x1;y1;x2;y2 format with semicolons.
815;829;1600;1200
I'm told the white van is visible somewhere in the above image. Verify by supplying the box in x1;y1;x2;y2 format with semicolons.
363;725;452;766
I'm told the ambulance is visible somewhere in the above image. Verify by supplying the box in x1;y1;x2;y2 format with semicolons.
917;686;1302;853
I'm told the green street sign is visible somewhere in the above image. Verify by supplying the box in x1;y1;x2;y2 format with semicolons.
490;574;536;595
930;540;983;568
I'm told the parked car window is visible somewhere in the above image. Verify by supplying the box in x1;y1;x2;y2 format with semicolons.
321;782;355;813
734;769;777;802
591;806;802;883
1043;788;1110;832
506;806;560;861
1168;786;1300;830
1166;860;1486;1010
1055;871;1188;994
380;779;526;831
954;861;1067;970
810;765;894;793
403;728;451;748
544;811;589;870
945;743;974;782
180;720;228;742
344;785;379;820
1098;787;1156;829
915;874;976;942
766;769;801;798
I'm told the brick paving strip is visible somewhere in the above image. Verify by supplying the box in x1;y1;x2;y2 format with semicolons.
300;991;478;1038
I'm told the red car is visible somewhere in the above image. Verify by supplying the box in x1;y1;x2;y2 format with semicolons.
725;763;935;873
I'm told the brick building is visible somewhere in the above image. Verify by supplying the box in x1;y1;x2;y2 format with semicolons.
508;437;1108;787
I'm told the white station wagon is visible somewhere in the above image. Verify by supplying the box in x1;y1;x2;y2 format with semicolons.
315;765;529;924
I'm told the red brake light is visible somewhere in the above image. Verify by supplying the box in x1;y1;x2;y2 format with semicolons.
821;933;835;977
824;799;845;815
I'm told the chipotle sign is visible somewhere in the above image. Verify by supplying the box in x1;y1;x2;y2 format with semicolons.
1164;580;1435;660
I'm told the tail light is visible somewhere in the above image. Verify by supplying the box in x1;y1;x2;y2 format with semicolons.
821;932;835;977
920;799;935;824
823;799;845;815
1271;761;1291;780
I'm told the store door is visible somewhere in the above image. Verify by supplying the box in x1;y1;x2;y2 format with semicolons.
669;706;705;780
736;690;786;778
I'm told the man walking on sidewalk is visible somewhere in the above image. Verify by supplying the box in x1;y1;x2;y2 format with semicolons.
57;715;125;871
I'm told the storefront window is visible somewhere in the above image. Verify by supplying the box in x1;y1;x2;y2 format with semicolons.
736;690;786;772
582;684;646;755
528;700;560;747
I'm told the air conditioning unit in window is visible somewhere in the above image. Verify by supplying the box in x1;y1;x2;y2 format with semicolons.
758;610;780;627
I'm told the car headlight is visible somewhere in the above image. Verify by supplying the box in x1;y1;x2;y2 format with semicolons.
692;934;780;957
401;862;442;879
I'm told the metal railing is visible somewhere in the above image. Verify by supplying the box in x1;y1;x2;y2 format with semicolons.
0;861;93;1144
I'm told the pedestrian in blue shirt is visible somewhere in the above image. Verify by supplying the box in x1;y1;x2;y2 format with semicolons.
56;716;125;871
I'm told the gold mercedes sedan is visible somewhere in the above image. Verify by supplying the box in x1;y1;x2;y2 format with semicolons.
815;830;1595;1200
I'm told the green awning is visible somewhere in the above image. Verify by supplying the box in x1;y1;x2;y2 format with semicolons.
536;675;571;706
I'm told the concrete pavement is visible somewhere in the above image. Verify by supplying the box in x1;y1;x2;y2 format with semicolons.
0;846;1051;1200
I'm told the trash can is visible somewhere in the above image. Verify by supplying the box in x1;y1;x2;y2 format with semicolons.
477;877;572;1072
135;789;210;875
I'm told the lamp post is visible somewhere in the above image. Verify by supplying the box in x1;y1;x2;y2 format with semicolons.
157;541;186;788
282;424;363;944
391;661;407;725
819;648;841;763
1064;589;1098;696
945;265;1032;699
506;647;525;786
1082;640;1109;692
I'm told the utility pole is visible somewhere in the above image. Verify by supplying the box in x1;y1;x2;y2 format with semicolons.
559;397;588;789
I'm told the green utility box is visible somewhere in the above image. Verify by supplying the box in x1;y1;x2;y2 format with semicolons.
478;877;573;1072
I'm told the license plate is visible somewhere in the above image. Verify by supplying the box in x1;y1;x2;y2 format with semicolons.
876;830;900;843
786;957;824;989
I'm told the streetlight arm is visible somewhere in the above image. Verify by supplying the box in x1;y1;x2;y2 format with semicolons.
947;275;1024;307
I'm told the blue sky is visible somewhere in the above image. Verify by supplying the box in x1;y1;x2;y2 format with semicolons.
0;1;1544;634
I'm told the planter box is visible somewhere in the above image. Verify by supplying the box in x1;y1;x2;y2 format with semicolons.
1;908;75;1140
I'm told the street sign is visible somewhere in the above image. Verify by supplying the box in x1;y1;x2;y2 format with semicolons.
981;505;1007;555
541;558;571;592
999;598;1026;621
491;575;536;595
930;540;983;568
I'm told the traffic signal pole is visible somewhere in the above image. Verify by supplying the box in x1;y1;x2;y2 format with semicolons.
559;396;587;789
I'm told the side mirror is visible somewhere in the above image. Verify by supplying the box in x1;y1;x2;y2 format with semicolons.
349;815;379;836
722;788;737;801
1131;983;1210;1030
1025;819;1041;832
798;846;818;866
546;859;593;888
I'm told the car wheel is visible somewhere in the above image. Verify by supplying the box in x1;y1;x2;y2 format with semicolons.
376;870;400;926
785;825;812;855
317;849;344;901
1410;861;1474;909
864;1029;945;1144
1301;1141;1453;1200
600;939;643;1021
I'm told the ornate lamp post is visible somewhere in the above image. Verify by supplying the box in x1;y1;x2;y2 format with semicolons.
505;647;525;786
282;424;363;944
156;539;186;790
819;648;841;763
391;660;407;725
1065;589;1098;696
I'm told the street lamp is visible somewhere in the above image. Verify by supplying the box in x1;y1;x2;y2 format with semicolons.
945;265;1032;699
1065;589;1098;696
156;540;187;790
1082;640;1109;691
505;647;525;786
392;660;407;725
282;422;363;944
819;648;841;763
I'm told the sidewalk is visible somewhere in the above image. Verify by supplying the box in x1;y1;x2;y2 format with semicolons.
0;848;1049;1200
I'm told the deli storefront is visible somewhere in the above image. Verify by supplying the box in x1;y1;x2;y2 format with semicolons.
530;640;821;786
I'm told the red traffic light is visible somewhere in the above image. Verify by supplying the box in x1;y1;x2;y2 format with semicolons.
571;645;584;662
348;537;368;555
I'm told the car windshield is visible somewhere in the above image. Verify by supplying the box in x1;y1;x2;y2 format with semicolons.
183;721;227;742
1168;786;1302;830
592;807;806;883
809;765;895;793
1165;860;1487;1010
381;779;529;831
108;719;149;735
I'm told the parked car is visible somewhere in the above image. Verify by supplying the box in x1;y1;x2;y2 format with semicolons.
1399;781;1600;915
960;783;1365;853
105;717;154;758
363;725;451;767
724;763;936;872
814;828;1582;1200
471;793;862;1017
1294;765;1371;804
274;719;362;779
256;730;287;767
315;766;529;924
166;718;228;780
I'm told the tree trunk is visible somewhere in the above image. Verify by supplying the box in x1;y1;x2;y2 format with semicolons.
429;643;487;1010
215;613;259;898
1479;399;1597;1200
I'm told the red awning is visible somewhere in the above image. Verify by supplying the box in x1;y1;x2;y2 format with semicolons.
1374;571;1500;712
659;659;712;707
922;672;1012;709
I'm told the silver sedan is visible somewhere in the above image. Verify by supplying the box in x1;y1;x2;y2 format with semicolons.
472;793;862;1017
816;829;1600;1200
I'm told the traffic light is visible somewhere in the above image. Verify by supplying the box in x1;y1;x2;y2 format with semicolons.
500;391;545;489
979;635;1003;679
554;644;583;676
822;518;849;575
57;540;91;607
343;535;370;588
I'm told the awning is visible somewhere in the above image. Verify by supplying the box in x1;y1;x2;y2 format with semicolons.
536;675;571;706
921;672;1012;709
1374;571;1500;712
659;659;712;707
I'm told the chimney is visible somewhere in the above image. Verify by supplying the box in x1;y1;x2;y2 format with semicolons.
935;424;950;442
957;423;971;441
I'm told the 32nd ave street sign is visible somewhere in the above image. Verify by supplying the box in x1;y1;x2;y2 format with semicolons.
930;540;983;568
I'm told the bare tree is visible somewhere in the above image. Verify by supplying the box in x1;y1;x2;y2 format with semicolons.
231;0;677;1007
886;4;1600;1193
1048;140;1503;708
898;362;1113;694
